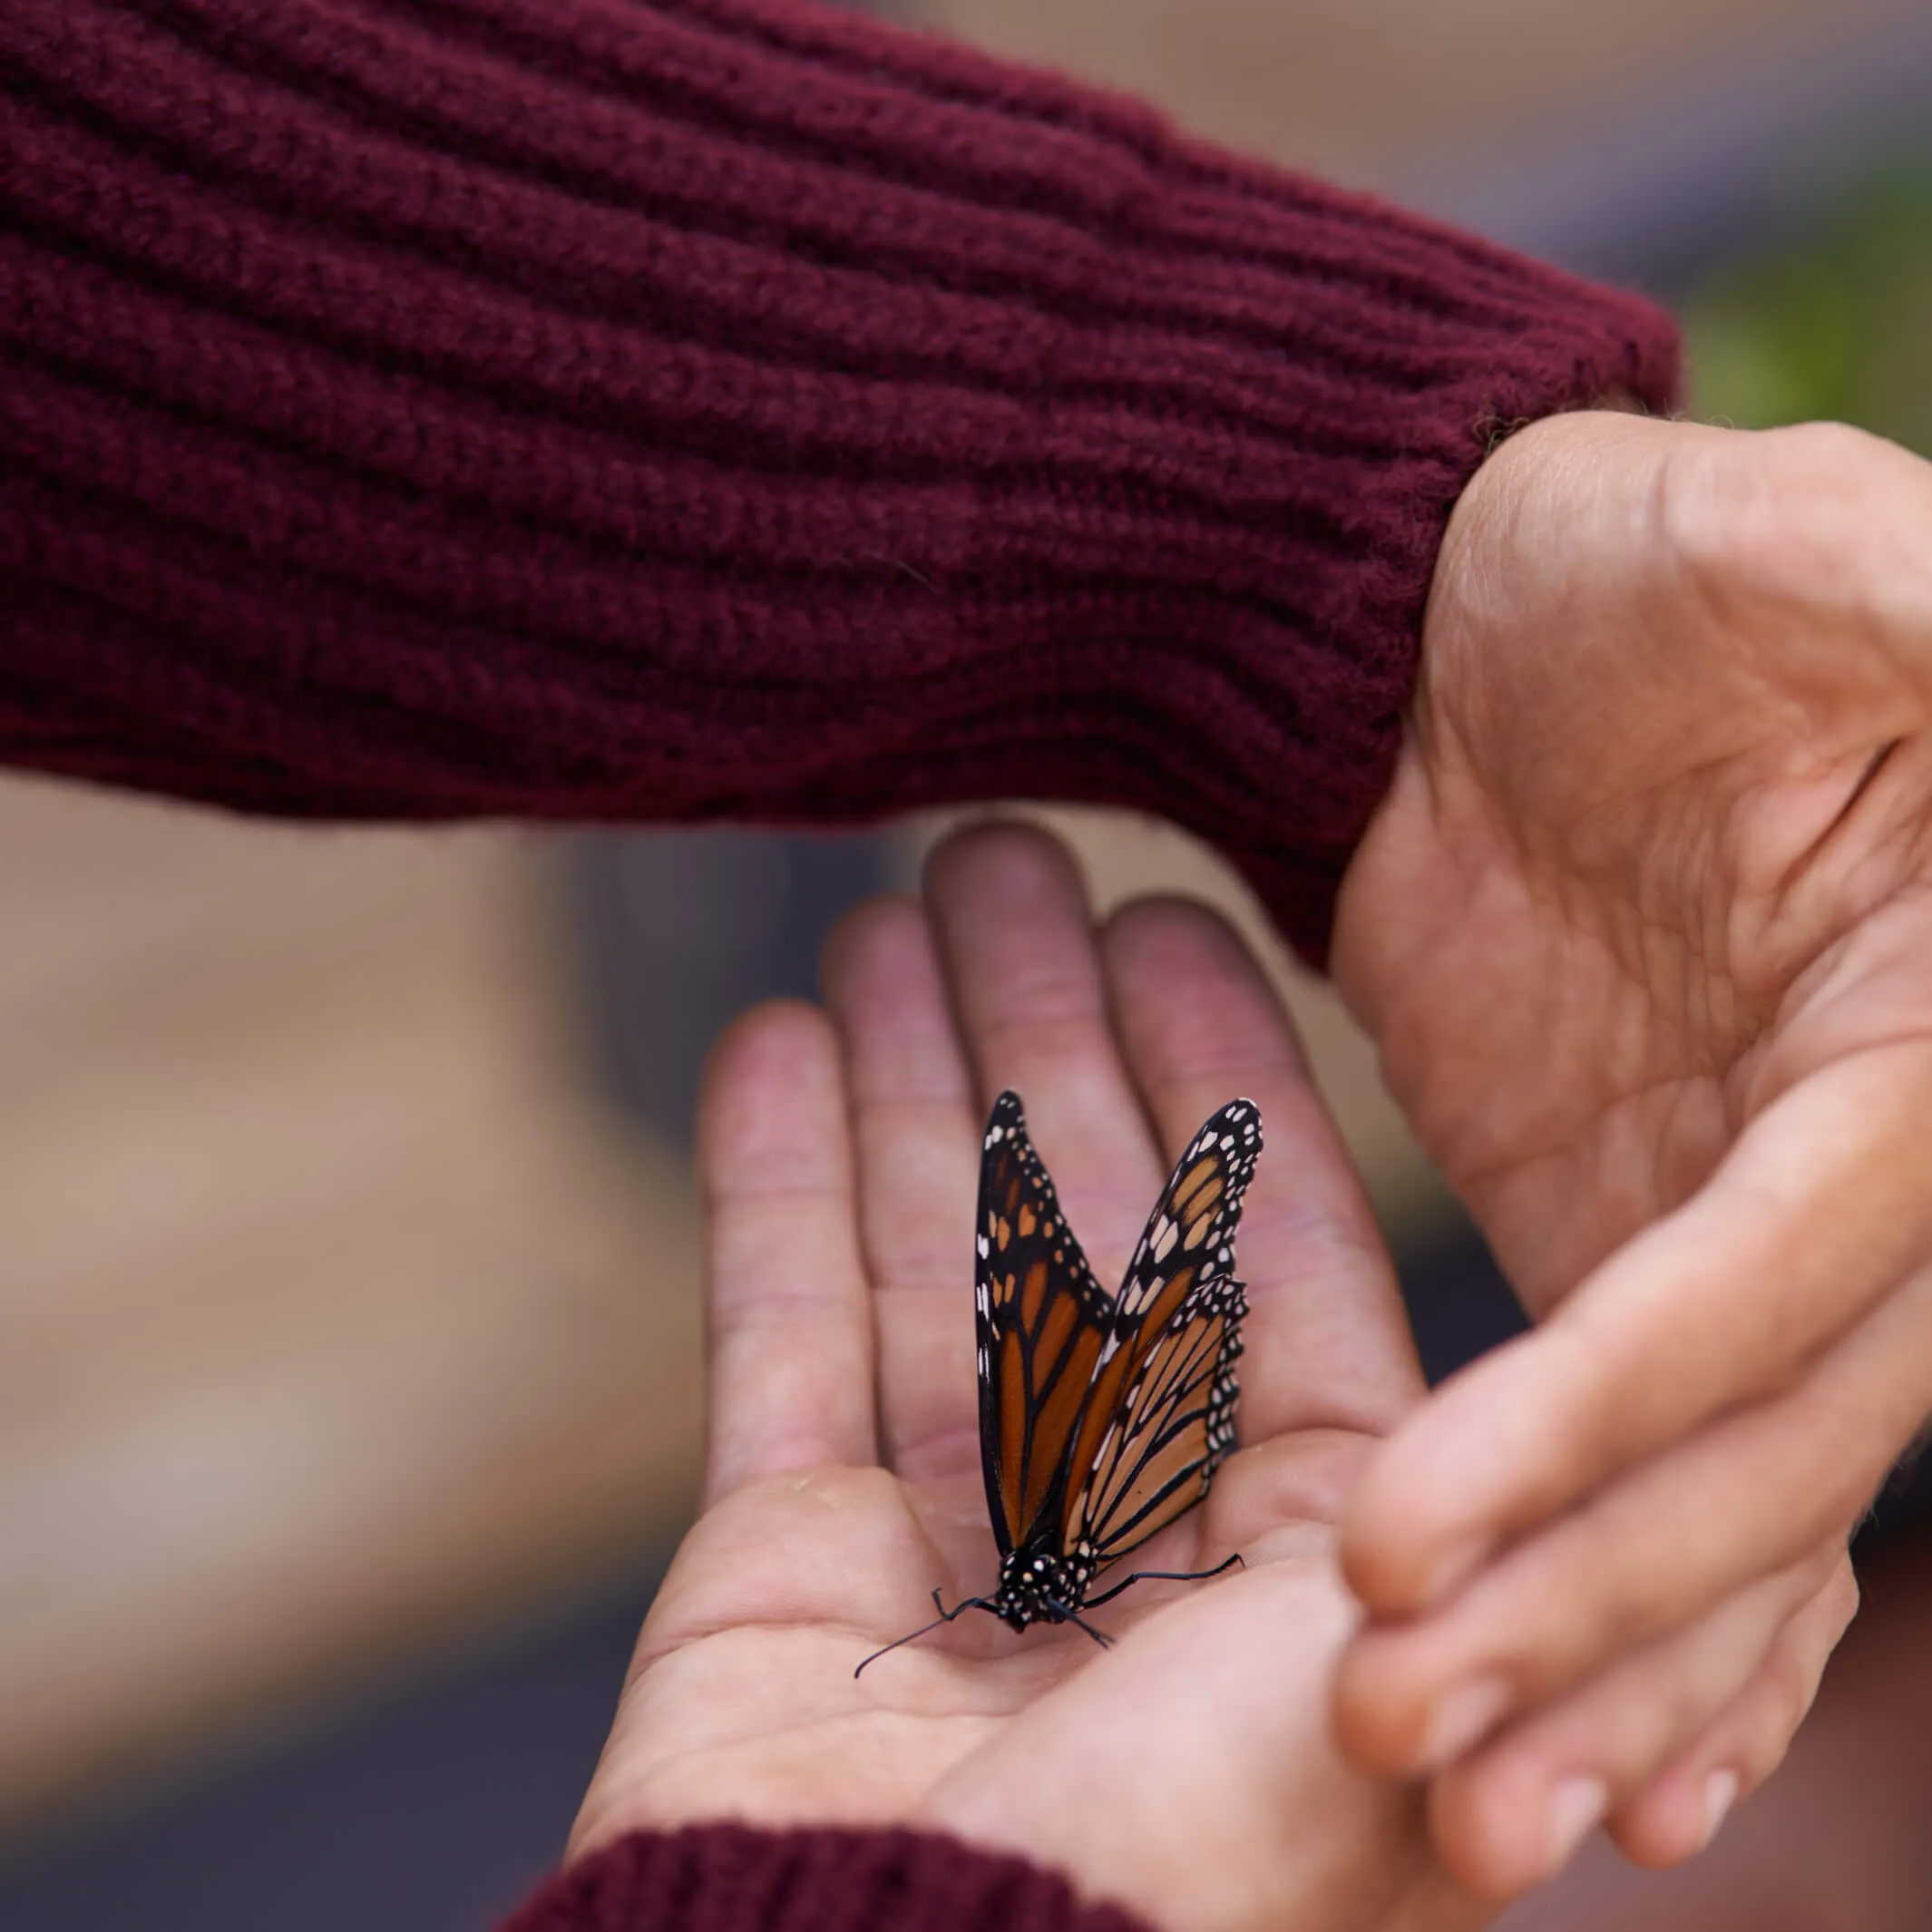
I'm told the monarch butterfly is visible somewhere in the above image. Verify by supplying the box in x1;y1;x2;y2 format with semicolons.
857;1089;1260;1673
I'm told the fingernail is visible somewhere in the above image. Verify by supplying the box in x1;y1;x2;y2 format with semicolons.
1544;1776;1607;1876
1703;1769;1741;1847
1420;1673;1513;1770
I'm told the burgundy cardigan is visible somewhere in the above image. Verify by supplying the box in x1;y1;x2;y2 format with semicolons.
3;1;1680;1926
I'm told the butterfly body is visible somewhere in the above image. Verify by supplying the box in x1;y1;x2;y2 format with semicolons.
982;1546;1098;1634
857;1089;1261;1673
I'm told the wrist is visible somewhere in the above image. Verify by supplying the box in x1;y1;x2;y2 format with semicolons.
1328;410;1673;1039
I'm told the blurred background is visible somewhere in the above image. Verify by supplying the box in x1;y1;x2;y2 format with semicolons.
4;1;1930;1927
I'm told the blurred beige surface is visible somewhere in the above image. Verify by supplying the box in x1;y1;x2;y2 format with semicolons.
0;778;700;1826
912;0;1920;186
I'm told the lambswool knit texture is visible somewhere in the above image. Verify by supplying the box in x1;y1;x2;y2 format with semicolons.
503;1826;1152;1932
1;0;1681;962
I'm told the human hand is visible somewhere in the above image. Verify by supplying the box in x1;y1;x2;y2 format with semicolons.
568;823;1486;1932
1330;413;1932;1895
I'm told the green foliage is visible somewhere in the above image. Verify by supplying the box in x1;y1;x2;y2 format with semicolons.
1682;161;1932;454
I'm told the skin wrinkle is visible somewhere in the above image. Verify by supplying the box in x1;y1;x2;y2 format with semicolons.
708;1289;863;1332
1849;780;1932;901
1753;965;1932;1127
1435;996;1699;1215
961;979;1115;1055
1362;521;1928;1331
1556;849;1734;1063
1232;1198;1389;1288
626;1626;1000;1711
1397;758;1745;1134
1108;1026;1313;1098
1777;738;1906;896
1491;1043;1839;1313
1762;782;1932;1008
892;1428;982;1484
702;1176;854;1208
867;1268;971;1303
605;1711;1006;1808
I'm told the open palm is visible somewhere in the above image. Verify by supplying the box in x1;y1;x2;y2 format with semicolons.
1332;414;1932;1888
568;825;1485;1932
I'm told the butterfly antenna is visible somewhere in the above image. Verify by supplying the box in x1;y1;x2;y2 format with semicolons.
1082;1551;1244;1611
854;1589;995;1679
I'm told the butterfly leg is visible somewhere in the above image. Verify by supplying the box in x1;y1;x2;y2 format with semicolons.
1043;1599;1113;1648
1081;1551;1244;1610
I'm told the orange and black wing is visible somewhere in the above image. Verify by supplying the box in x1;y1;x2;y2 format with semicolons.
1061;1099;1261;1566
974;1090;1115;1558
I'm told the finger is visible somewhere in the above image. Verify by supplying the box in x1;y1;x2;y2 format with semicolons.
1336;1264;1932;1769
821;895;984;1478
1607;1556;1858;1869
923;820;1166;1279
1421;1547;1848;1899
1342;1046;1932;1614
1100;896;1421;1448
698;1001;876;1506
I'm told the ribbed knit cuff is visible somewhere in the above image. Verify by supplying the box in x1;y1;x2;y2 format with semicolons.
1;0;1681;960
503;1825;1153;1932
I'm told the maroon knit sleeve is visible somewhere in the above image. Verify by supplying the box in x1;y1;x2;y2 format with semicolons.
0;0;1681;961
502;1824;1150;1932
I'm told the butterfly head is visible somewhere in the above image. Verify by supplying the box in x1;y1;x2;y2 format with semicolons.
990;1543;1098;1631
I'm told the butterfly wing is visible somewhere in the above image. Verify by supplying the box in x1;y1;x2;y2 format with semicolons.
1060;1099;1262;1566
975;1091;1115;1557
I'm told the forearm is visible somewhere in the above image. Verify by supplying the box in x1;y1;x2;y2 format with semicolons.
0;0;1680;959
